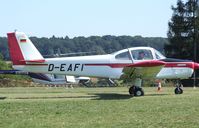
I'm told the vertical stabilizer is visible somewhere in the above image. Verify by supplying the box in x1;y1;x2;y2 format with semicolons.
7;32;45;65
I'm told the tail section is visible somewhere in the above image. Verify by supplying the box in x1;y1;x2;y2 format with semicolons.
7;32;45;65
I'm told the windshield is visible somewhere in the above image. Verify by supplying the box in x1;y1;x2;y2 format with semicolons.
131;49;153;60
154;49;165;59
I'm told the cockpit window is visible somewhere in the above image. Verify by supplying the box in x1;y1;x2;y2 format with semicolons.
131;49;153;60
154;49;165;59
115;51;131;60
155;53;161;59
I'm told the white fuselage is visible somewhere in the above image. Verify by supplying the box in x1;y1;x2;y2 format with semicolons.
14;54;124;79
13;52;194;80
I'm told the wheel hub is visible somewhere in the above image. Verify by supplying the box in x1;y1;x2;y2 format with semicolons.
136;90;142;96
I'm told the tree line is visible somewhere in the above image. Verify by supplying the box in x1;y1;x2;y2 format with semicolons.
0;35;168;60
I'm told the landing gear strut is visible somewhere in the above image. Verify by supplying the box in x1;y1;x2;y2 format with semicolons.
129;86;144;96
174;80;183;94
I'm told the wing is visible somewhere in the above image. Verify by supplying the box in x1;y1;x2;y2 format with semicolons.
121;60;165;81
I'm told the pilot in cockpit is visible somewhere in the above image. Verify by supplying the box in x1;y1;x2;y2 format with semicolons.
137;51;145;60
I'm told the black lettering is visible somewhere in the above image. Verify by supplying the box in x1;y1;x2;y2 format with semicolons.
48;64;54;71
60;64;66;71
74;64;80;71
67;64;73;71
81;64;84;71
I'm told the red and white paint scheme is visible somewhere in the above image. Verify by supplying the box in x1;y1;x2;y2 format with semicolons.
7;31;199;96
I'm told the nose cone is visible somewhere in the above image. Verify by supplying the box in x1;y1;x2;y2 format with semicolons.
193;62;199;69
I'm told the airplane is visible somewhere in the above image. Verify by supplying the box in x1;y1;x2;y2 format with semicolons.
0;70;90;86
6;31;199;96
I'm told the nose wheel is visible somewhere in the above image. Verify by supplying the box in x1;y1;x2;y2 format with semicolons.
174;80;183;94
129;86;144;97
174;87;183;94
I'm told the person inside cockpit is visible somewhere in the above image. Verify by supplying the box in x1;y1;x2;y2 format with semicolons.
138;51;145;60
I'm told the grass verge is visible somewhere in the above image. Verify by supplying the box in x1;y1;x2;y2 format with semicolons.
0;87;199;128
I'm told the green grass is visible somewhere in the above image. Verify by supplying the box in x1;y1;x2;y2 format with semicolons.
0;87;199;128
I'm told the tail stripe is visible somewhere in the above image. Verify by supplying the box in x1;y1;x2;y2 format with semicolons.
7;32;45;65
7;33;26;65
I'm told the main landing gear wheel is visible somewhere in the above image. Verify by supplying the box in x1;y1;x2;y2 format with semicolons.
129;86;144;97
129;86;135;96
174;87;183;94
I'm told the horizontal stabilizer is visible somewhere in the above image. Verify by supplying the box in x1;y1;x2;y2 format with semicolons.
0;70;28;75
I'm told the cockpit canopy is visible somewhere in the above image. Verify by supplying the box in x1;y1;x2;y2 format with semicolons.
113;47;165;61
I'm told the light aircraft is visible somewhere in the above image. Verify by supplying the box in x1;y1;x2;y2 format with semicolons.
0;70;90;85
7;31;199;96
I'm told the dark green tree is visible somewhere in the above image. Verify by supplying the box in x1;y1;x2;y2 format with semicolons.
165;0;199;61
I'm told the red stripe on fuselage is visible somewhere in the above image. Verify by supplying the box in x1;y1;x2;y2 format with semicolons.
21;59;46;63
22;64;48;66
165;62;193;68
7;33;25;65
164;62;199;69
85;63;131;68
85;61;199;69
13;61;199;70
85;60;165;68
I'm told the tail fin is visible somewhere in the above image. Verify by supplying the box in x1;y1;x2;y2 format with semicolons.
7;32;45;65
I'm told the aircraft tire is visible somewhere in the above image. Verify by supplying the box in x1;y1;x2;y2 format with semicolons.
134;87;144;96
129;86;135;96
174;87;183;94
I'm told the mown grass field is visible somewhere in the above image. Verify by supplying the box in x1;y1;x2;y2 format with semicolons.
0;87;199;128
